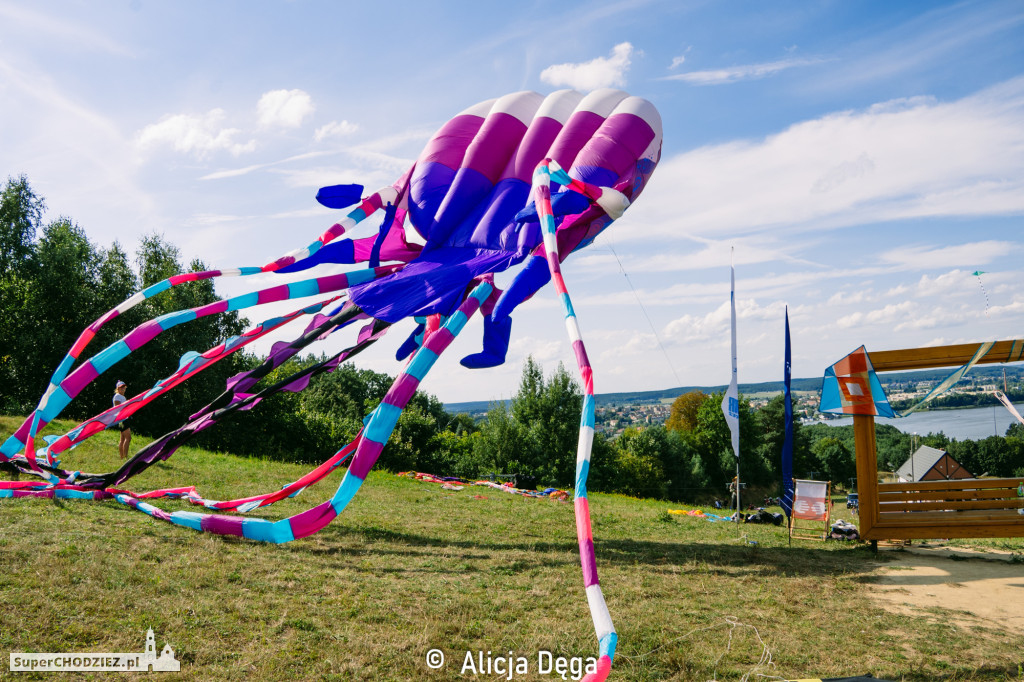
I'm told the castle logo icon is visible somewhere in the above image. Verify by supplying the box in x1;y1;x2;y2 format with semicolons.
143;629;181;672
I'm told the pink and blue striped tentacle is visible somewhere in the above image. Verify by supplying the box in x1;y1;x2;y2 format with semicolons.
532;159;628;682
1;264;401;474
41;296;343;464
1;188;399;468
114;434;363;513
110;281;493;543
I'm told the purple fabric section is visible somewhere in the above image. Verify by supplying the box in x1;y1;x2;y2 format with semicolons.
350;211;422;264
348;248;521;322
257;285;290;304
425;168;494;247
572;340;592;373
347;440;384;481
502;116;564;181
384;372;420;408
278;354;343;394
408;162;457;242
104;415;218;487
201;514;245;536
355;320;378;345
463;112;529;183
288;500;338;539
579;538;599;587
573;113;655;186
468;179;537;252
124;320;164;351
548;111;606;171
62;362;100;399
195;299;230;317
315;273;352;293
419;113;484;169
423;327;455;354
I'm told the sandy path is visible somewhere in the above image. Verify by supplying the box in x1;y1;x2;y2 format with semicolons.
868;546;1024;634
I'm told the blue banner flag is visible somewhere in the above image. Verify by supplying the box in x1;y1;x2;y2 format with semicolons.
781;307;794;517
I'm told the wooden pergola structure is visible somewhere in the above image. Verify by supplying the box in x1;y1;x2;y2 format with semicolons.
853;340;1024;542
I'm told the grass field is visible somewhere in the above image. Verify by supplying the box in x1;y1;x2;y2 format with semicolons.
1;415;1022;681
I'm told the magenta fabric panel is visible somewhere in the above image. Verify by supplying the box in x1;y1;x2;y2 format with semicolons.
61;362;100;398
574;114;656;181
201;514;245;536
347;439;384;480
578;537;599;587
419;114;484;169
316;273;353;293
462;112;529;184
503;116;564;181
287;501;339;539
547;111;606;171
384;372;420;409
256;285;290;305
124;319;164;351
423;327;456;354
195;299;230;318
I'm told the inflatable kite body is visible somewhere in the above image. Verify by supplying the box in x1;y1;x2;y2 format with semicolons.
0;89;662;681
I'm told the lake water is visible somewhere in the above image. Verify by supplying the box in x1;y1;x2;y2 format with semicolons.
819;403;1023;441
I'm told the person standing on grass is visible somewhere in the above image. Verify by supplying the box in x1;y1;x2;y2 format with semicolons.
112;380;132;459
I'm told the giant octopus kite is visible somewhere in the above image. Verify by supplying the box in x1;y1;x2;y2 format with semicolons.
1;89;661;680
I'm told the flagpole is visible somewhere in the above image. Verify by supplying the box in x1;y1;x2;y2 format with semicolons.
781;306;794;520
721;248;741;522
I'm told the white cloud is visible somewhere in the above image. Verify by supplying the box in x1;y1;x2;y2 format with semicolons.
878;242;1017;269
626;76;1024;241
257;89;315;129
835;301;917;329
540;42;634;90
136;109;256;158
670;55;686;69
663;298;786;343
314;120;358;142
827;289;876;306
662;57;824;85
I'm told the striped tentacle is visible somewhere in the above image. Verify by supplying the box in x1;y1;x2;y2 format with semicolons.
108;281;492;543
532;158;617;682
41;296;343;463
1;186;401;469
1;263;402;471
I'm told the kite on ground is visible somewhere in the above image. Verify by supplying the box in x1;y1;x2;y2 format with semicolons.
0;89;662;682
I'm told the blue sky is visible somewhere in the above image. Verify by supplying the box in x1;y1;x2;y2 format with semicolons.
2;0;1023;404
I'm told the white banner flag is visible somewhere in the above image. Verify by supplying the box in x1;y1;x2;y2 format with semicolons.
721;257;739;460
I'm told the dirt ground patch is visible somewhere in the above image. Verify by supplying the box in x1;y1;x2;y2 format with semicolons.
868;545;1024;634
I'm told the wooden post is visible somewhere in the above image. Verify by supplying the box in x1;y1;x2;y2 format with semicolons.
853;414;878;539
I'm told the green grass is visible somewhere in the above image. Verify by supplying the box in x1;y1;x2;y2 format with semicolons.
1;416;1022;681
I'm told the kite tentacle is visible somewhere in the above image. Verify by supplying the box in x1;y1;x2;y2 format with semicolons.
2;186;404;468
36;309;389;490
532;159;616;682
1;264;402;468
104;281;492;542
39;296;345;465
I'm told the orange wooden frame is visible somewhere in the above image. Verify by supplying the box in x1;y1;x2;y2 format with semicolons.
854;340;1024;541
